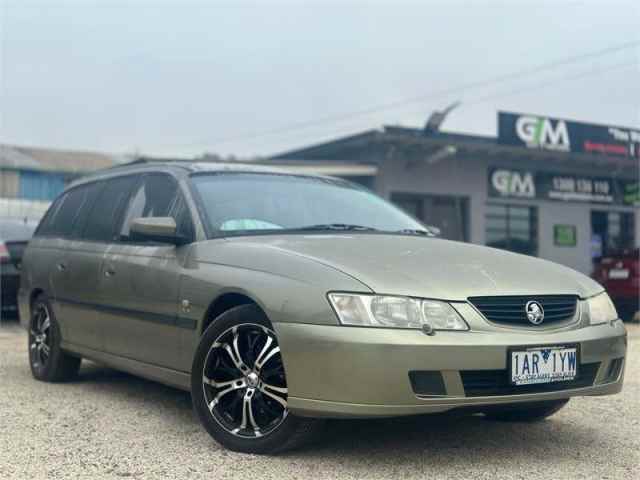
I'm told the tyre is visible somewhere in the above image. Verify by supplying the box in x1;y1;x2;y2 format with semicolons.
191;304;324;454
28;294;81;382
483;398;569;422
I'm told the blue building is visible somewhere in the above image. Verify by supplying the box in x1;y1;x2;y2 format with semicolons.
0;144;121;220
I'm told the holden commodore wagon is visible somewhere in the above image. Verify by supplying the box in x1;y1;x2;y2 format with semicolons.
18;161;626;453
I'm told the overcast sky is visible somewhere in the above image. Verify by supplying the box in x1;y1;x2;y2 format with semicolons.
1;0;638;158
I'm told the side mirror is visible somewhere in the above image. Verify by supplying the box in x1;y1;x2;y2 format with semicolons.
129;217;185;245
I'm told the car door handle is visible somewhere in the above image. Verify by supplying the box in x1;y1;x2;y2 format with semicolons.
56;262;67;272
104;268;116;277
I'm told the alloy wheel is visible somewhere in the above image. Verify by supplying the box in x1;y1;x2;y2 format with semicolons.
202;323;288;438
30;303;52;368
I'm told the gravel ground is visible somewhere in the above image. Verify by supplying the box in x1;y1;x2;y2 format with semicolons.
0;320;638;480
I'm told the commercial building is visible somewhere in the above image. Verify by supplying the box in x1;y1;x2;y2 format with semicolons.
271;112;639;275
0;144;122;220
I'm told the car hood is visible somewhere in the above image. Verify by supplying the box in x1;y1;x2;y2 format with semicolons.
211;234;603;301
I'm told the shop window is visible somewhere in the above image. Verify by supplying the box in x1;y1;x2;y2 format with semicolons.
391;193;469;242
591;211;635;258
486;203;538;256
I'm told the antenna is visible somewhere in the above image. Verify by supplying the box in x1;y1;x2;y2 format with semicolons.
423;101;461;134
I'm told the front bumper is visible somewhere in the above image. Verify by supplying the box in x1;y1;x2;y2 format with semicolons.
274;318;626;418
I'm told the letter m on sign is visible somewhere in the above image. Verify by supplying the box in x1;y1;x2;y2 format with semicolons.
541;119;570;151
510;172;536;198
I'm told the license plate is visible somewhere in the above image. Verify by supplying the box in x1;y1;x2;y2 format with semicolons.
510;346;577;385
609;268;629;279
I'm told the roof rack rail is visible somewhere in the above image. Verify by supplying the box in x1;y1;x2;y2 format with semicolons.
98;156;194;172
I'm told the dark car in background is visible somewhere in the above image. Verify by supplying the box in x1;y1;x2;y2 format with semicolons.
1;218;37;320
593;248;640;322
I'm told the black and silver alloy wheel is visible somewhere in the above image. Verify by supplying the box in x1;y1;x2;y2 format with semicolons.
28;294;81;382
29;303;52;368
191;304;323;454
203;323;288;438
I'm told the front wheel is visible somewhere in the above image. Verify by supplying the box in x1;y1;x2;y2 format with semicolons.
191;304;323;454
483;398;569;422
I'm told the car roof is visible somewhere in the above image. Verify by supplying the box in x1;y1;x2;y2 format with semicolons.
66;160;331;190
0;218;38;241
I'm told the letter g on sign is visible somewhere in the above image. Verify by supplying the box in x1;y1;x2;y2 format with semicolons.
492;169;511;196
516;116;539;144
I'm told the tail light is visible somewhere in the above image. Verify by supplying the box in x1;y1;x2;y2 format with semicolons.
0;242;9;264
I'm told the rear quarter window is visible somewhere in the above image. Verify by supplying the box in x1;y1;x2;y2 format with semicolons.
35;184;98;238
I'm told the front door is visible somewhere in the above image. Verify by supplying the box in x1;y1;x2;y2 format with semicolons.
98;173;195;370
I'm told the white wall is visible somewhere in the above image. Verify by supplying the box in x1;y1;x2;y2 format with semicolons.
0;198;50;221
373;152;637;276
376;153;488;245
538;202;592;275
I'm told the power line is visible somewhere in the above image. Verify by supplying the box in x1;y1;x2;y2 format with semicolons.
432;61;637;112
231;60;638;155
196;41;639;148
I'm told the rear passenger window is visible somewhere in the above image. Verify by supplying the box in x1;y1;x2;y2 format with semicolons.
83;176;138;242
35;196;65;237
36;184;99;238
120;174;194;242
70;182;103;238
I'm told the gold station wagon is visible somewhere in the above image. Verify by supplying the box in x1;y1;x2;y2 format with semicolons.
19;161;627;453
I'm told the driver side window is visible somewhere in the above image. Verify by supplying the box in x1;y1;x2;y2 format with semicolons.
120;174;194;243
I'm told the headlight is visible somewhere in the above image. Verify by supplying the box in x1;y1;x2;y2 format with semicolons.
328;293;469;331
587;292;618;325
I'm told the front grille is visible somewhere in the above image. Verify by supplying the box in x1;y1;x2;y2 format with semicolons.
460;362;599;397
468;295;578;326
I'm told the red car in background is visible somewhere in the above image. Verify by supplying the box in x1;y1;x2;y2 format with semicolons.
592;248;640;322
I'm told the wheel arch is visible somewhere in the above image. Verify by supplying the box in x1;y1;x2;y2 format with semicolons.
201;289;270;335
28;287;45;311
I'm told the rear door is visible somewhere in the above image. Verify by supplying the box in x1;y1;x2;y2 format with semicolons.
40;183;102;347
58;176;138;351
98;173;195;370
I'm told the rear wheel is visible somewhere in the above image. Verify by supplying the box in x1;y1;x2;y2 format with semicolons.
28;294;81;382
483;399;569;422
191;304;323;454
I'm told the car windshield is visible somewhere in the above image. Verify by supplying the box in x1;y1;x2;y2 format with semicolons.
190;172;427;236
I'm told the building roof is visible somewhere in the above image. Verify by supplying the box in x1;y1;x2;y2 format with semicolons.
272;126;640;178
0;144;124;174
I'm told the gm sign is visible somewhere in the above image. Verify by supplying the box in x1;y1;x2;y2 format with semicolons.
516;115;570;152
498;112;577;153
490;169;536;198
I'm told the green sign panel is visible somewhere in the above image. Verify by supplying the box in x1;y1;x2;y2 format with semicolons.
623;181;640;206
554;225;577;247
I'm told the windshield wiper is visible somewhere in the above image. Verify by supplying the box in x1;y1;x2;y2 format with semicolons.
396;228;437;237
294;223;378;232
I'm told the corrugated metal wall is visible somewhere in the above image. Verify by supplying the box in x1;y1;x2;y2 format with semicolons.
18;171;66;201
